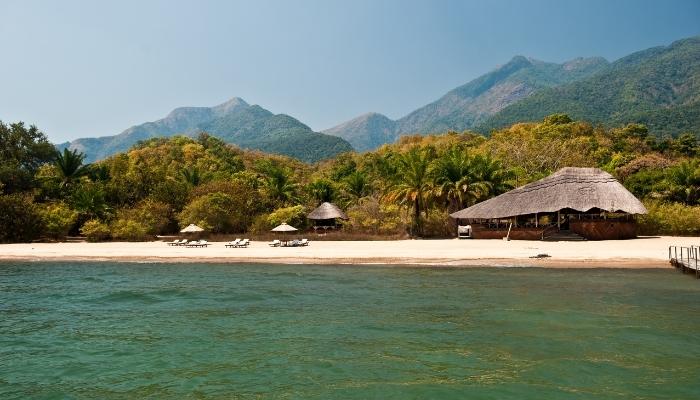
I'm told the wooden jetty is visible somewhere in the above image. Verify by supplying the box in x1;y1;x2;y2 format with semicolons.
669;245;700;278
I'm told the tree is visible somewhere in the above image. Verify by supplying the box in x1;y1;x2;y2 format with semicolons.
342;171;371;205
671;132;698;157
0;194;44;242
54;148;90;188
430;146;483;213
469;154;515;199
178;192;239;233
70;183;110;221
257;161;299;206
179;166;205;187
306;179;336;204
0;121;56;194
665;160;700;205
39;202;78;239
383;146;435;236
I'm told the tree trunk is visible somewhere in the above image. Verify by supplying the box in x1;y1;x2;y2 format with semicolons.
414;197;421;237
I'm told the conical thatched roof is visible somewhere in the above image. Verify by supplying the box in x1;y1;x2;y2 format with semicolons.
450;167;647;220
180;224;205;233
271;223;298;232
307;202;349;220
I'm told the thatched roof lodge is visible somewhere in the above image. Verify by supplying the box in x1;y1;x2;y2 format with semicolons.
450;167;647;240
308;202;348;229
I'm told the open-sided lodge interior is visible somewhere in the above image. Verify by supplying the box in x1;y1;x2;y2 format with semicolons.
450;167;648;240
307;202;349;231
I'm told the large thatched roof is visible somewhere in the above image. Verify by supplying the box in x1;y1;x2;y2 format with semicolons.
307;202;349;220
450;167;647;220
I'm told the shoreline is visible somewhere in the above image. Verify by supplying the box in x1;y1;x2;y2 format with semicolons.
0;255;669;268
0;237;689;268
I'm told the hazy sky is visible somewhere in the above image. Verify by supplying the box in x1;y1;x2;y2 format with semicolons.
1;0;699;143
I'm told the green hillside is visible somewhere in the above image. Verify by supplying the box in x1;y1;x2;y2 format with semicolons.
324;55;608;151
478;36;700;137
59;98;353;163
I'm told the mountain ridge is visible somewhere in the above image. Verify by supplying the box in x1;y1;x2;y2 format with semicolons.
59;98;353;163
477;36;700;135
324;55;609;151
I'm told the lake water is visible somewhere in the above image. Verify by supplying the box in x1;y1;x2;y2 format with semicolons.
1;262;699;399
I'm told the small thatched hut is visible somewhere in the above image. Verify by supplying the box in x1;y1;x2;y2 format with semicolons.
307;202;349;229
450;167;647;240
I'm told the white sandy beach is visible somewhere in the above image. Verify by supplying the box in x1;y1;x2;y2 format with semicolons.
0;236;695;268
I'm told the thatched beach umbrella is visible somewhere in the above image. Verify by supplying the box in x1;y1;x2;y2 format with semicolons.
180;224;205;233
271;222;297;232
271;222;298;245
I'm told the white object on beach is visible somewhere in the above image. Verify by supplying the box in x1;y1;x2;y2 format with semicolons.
180;224;205;233
271;223;298;232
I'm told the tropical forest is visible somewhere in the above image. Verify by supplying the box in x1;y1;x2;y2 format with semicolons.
1;113;699;244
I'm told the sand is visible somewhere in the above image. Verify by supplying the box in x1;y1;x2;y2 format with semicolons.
0;236;695;268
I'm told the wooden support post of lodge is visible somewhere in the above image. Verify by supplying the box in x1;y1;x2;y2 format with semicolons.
557;210;561;229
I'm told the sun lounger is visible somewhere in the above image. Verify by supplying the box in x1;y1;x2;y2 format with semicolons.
269;239;281;247
239;239;250;248
300;238;309;246
167;239;183;246
199;240;209;247
225;239;240;248
185;240;199;247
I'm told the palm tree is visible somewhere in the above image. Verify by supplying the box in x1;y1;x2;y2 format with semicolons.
179;166;204;187
257;161;299;206
383;146;435;236
54;148;90;188
666;160;700;205
70;183;110;220
307;179;336;204
430;146;485;212
343;171;371;205
469;154;515;200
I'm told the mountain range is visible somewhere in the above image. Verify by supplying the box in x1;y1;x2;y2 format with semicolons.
58;98;353;163
325;36;700;151
59;35;699;163
477;36;700;134
324;55;609;151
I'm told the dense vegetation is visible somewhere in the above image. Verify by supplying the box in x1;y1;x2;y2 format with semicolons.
479;36;700;138
1;114;698;243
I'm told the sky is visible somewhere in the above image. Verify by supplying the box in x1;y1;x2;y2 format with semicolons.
1;0;699;143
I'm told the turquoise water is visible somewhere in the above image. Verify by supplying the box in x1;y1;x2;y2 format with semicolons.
1;263;699;399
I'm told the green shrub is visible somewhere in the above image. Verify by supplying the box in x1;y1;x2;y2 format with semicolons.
111;219;149;241
117;199;171;235
267;205;306;228
0;194;44;243
346;198;406;235
250;205;307;233
178;192;249;233
80;219;111;242
39;202;78;239
638;201;700;236
422;210;454;238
